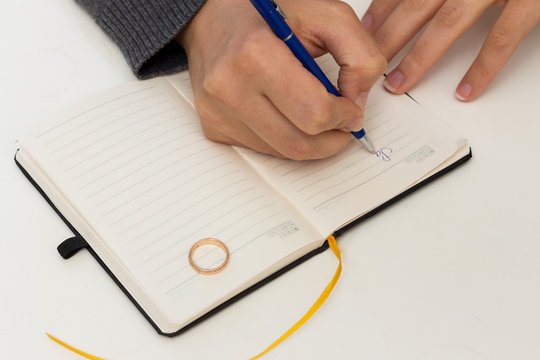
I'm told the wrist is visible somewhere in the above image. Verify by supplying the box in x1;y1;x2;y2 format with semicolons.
175;0;225;53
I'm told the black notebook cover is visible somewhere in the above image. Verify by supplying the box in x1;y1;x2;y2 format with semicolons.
14;148;472;336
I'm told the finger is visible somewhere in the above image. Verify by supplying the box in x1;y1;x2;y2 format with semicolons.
244;95;351;160
261;37;365;135
374;0;446;60
383;0;492;94
456;0;540;101
361;0;402;34
201;122;284;158
195;94;283;157
308;2;388;104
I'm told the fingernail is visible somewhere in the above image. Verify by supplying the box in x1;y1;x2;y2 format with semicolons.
347;116;364;132
355;92;369;109
361;14;373;31
384;69;404;93
456;83;472;101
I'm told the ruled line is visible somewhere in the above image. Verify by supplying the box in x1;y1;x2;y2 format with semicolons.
98;148;225;221
114;170;244;232
138;191;266;265
310;138;419;207
70;129;199;182
147;201;273;276
305;136;415;201
286;146;364;186
94;153;225;209
50;101;174;156
374;126;401;142
77;134;203;190
45;93;166;148
312;160;405;210
101;160;231;217
365;111;384;123
367;117;392;132
36;86;157;139
84;138;211;199
155;205;277;284
59;111;185;166
289;128;408;194
279;161;312;177
164;211;283;295
124;177;251;245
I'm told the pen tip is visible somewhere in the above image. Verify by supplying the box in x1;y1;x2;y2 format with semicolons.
358;136;376;154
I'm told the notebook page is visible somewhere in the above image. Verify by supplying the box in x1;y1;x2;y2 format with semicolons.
235;55;465;235
168;70;195;106
20;79;323;330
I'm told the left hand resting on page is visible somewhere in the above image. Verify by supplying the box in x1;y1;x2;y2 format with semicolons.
361;0;540;101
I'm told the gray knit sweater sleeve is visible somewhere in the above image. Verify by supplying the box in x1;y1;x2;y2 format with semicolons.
75;0;206;79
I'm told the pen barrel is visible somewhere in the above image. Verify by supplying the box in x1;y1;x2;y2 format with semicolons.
284;34;341;97
351;128;366;139
250;0;292;39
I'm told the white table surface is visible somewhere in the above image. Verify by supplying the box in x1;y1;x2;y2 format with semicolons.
2;1;540;359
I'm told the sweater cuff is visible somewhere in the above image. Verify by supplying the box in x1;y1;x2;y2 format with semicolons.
96;0;205;79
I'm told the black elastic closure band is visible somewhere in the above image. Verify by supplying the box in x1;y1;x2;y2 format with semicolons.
57;236;89;259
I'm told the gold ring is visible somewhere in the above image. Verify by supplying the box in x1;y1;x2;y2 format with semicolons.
188;238;230;275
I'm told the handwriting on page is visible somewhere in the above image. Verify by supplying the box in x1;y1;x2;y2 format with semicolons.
375;147;393;161
241;98;422;216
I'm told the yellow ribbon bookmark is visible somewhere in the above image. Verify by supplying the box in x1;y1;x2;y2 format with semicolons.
47;235;342;359
46;333;105;360
251;235;342;359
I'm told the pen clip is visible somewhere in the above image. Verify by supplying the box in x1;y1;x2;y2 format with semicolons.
269;0;287;19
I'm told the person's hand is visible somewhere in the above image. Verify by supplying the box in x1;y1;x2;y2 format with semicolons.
361;0;540;101
177;0;386;160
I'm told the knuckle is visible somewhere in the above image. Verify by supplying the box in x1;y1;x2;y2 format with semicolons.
200;124;222;143
236;31;272;67
237;31;263;56
379;57;389;73
472;58;491;79
350;106;364;124
282;136;314;161
200;65;229;97
198;64;246;109
371;53;389;74
193;96;211;120
205;32;272;95
332;1;356;16
375;31;391;55
304;100;332;135
198;117;231;145
486;29;513;51
434;2;464;28
194;97;221;129
402;45;427;73
353;48;388;75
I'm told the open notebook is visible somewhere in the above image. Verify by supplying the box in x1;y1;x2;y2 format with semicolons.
15;55;471;335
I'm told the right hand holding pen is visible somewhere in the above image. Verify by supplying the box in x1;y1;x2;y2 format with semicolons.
178;0;386;160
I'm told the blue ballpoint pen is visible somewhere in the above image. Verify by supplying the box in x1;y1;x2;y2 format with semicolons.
249;0;376;153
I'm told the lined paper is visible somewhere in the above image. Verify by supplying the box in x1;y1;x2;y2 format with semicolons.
21;79;322;328
19;56;465;330
236;54;463;235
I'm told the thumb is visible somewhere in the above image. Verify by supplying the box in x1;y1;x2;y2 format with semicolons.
308;2;387;107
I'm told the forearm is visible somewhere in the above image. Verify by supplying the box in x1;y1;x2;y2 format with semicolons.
75;0;205;79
